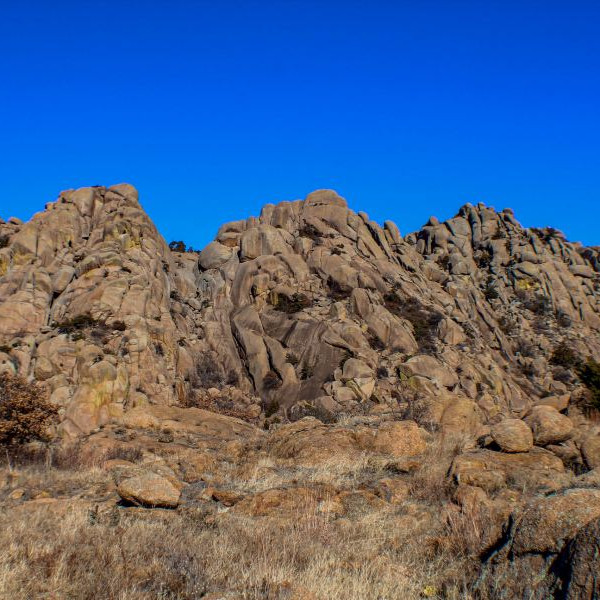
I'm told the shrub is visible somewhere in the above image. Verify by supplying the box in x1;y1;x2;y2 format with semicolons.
326;277;352;301
111;320;127;332
515;339;537;358
286;352;299;366
104;446;144;463
262;371;282;390
520;362;537;379
300;364;314;380
483;277;499;301
577;359;600;409
394;389;437;432
532;315;551;334
475;250;492;269
384;293;442;355
191;353;227;388
498;315;516;336
555;309;572;328
532;227;563;242
549;342;582;370
521;292;551;315
376;366;389;379
552;366;574;384
169;240;187;253
298;223;322;242
436;254;451;270
0;234;9;248
0;373;58;447
272;292;312;314
264;399;280;418
56;313;99;335
288;402;336;424
368;335;385;351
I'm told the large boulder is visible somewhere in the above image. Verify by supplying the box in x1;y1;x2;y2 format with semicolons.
198;241;233;269
451;447;568;493
357;420;428;458
399;355;458;388
117;472;181;508
491;419;534;453
524;405;574;446
479;489;600;599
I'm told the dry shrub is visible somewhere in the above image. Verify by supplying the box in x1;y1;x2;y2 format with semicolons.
104;446;144;463
550;341;581;369
407;434;470;504
0;373;57;448
384;293;442;354
182;390;257;422
189;353;238;389
327;276;353;301
271;292;312;314
262;370;282;390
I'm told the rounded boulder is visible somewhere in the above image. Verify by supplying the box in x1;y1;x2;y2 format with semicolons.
491;418;534;453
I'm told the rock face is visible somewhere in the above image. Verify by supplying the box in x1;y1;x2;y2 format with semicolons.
0;185;599;438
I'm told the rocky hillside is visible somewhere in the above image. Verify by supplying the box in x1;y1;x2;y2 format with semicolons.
1;185;600;599
0;185;598;434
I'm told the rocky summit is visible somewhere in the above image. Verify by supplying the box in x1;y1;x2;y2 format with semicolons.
1;185;600;599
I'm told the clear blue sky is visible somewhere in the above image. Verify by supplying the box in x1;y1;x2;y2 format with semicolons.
1;1;598;247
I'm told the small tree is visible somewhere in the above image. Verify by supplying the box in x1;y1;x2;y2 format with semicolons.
169;240;187;253
0;374;58;447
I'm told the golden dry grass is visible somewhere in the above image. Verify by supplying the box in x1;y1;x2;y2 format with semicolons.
0;435;487;600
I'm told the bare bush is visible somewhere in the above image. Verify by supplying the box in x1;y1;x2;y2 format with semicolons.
0;374;57;449
384;292;442;354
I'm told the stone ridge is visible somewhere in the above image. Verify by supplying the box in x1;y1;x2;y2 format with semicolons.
0;184;598;437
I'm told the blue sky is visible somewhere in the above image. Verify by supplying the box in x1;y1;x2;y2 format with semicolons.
1;1;598;247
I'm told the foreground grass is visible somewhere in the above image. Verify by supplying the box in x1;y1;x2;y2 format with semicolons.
0;436;485;599
0;498;478;600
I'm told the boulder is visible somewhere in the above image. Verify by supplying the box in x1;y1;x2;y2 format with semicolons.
555;517;600;599
399;355;458;388
341;358;373;381
357;420;428;458
580;430;600;469
452;447;568;493
525;405;574;446
510;488;600;555
198;241;233;270
533;394;570;412
117;472;181;508
491;419;533;453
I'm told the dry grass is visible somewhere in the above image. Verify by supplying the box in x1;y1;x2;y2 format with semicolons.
0;490;476;600
0;433;490;599
223;452;392;494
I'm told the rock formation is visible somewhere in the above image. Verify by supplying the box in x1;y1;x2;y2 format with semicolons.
1;185;598;438
1;184;600;598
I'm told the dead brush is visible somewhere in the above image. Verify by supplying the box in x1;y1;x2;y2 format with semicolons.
406;433;471;503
